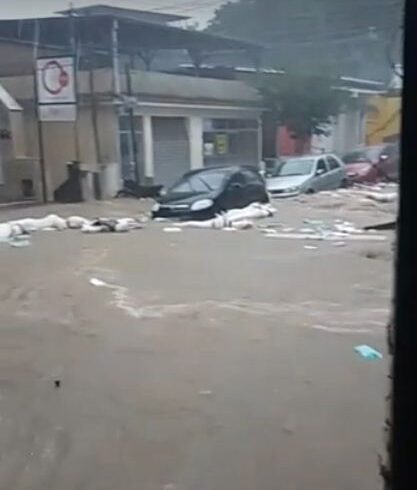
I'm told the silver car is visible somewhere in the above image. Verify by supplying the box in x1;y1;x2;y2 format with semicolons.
266;154;346;198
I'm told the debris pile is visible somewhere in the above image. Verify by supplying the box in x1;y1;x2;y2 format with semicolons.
1;187;393;247
262;218;387;243
81;218;142;233
0;213;144;246
179;203;276;231
299;183;399;210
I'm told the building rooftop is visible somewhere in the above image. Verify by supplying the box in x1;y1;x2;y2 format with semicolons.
57;4;189;24
0;15;261;54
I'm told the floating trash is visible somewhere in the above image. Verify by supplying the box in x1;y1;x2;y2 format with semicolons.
354;345;383;360
89;278;108;287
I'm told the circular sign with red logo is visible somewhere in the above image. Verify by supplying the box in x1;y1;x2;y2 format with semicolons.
41;60;70;95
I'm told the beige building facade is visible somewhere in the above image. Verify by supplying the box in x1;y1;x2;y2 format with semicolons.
0;68;263;202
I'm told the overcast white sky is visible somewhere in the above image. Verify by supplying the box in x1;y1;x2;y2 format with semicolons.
0;0;227;25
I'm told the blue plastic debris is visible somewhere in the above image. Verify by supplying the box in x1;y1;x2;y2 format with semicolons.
354;345;383;360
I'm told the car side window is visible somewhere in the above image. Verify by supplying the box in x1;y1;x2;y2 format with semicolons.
227;173;246;189
316;158;328;174
383;145;398;158
242;169;263;185
327;156;341;171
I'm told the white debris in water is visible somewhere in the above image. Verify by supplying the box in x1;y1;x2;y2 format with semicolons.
10;214;67;232
163;227;182;233
179;203;276;231
0;214;144;245
9;238;31;248
89;278;108;287
264;232;386;242
67;216;90;229
364;192;397;203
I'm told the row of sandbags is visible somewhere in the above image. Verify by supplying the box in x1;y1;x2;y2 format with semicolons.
0;203;277;242
0;214;143;241
178;203;276;230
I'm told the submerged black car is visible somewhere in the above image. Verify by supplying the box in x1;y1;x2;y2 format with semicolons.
152;166;269;220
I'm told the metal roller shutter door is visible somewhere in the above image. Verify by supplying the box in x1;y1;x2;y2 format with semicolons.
153;117;190;188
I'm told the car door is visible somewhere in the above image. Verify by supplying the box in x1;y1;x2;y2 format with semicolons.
241;169;268;205
313;157;330;191
326;155;346;188
221;172;247;210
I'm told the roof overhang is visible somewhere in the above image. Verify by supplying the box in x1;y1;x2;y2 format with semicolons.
0;16;262;54
57;4;190;24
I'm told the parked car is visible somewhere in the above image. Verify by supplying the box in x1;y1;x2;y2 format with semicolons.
152;165;269;220
262;158;282;178
342;143;399;184
266;154;346;198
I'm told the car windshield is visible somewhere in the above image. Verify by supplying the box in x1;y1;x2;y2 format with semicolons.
343;147;383;164
169;169;228;194
273;158;315;177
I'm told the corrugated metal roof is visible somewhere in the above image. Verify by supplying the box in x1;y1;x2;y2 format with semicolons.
0;16;261;53
57;4;189;24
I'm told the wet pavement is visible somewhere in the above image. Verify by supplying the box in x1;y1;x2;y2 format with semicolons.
0;197;393;490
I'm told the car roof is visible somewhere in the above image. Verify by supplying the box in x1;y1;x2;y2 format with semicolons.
283;154;336;160
185;165;258;177
347;145;385;153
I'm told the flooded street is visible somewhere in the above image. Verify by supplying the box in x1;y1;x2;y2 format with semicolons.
0;198;392;490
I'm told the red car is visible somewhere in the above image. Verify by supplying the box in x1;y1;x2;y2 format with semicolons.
342;143;399;184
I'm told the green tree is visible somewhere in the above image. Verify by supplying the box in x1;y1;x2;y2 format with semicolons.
259;74;348;139
208;0;403;79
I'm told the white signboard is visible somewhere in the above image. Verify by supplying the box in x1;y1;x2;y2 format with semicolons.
38;104;77;122
36;57;76;105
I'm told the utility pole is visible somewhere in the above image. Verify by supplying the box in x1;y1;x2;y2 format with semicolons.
125;63;140;186
32;18;48;203
112;19;121;96
67;3;80;164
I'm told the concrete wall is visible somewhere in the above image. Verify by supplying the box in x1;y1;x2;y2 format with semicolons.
95;105;119;164
0;104;41;202
123;70;262;106
310;109;366;156
0;41;56;77
41;122;78;200
0;157;41;202
39;104;120;200
0;68;263;200
187;116;204;170
366;95;401;145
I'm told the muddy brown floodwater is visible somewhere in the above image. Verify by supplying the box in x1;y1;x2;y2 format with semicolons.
0;197;393;490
